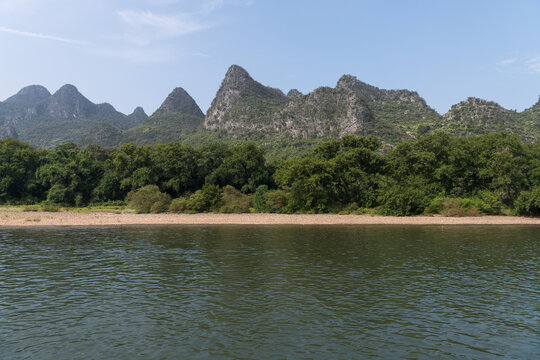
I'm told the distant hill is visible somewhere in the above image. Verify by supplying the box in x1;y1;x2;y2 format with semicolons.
0;84;146;147
1;66;538;150
437;97;539;142
123;87;205;144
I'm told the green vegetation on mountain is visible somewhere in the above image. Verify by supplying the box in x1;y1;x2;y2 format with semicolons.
0;132;538;216
122;87;205;145
204;65;289;135
517;98;540;142
0;84;147;147
204;66;444;143
440;97;538;142
1;65;539;150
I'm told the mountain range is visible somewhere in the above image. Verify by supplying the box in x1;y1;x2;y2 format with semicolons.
1;65;538;150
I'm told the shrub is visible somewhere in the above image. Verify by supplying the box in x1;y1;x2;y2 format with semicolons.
40;204;61;212
425;197;444;214
150;197;171;214
185;184;223;212
417;124;431;135
253;185;271;212
219;185;252;213
265;189;290;213
22;206;40;212
378;185;429;216
46;184;68;205
426;196;487;217
338;202;360;214
475;190;502;215
128;185;171;213
440;198;481;217
513;187;540;216
169;197;189;213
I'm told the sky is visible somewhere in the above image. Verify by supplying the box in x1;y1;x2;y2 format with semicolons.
0;0;539;115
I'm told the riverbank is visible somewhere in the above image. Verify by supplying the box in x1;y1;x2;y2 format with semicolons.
1;210;539;226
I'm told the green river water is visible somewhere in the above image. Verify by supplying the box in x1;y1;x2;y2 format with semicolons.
1;225;538;359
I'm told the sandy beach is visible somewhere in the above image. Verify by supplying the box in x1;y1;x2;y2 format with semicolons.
1;210;539;226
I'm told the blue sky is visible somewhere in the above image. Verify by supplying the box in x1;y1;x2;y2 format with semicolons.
0;0;539;115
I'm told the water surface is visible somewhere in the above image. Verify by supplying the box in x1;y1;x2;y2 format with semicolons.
1;225;538;359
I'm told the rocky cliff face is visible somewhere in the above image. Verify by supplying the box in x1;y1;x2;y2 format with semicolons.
203;65;439;142
336;75;427;106
0;124;18;139
274;87;372;138
204;65;288;133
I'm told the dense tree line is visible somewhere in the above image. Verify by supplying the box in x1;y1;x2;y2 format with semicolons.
0;132;539;216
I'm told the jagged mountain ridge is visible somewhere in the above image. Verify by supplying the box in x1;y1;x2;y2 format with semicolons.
1;65;539;148
204;66;442;142
204;65;289;133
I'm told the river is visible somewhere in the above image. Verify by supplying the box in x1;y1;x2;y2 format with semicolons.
1;225;538;359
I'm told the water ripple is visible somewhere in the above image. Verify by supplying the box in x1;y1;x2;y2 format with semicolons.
0;225;538;359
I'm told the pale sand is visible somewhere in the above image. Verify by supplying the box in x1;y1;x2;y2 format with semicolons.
1;210;539;226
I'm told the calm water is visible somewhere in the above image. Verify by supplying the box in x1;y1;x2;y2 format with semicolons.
0;225;538;359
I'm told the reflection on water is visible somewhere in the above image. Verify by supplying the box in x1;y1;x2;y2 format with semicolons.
0;225;538;359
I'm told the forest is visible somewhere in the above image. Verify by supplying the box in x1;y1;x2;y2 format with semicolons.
0;131;539;216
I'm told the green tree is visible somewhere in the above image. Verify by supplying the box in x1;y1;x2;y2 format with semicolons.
36;143;102;205
0;138;42;203
207;142;272;192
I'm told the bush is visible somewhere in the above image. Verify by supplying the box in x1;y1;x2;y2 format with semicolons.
425;193;501;217
513;187;540;216
253;185;271;212
22;206;40;212
219;185;252;213
338;202;361;215
185;184;223;212
128;185;171;213
440;198;482;217
475;190;502;215
150;197;171;214
40;204;61;212
169;197;189;213
46;184;68;205
378;185;429;216
265;189;290;213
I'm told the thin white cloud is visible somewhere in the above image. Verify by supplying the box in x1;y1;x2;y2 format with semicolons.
495;56;540;74
497;58;517;66
108;0;252;60
202;0;225;12
526;56;540;73
117;10;211;38
0;25;86;45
